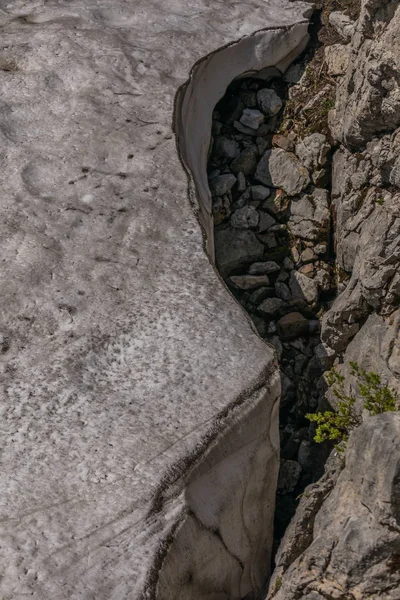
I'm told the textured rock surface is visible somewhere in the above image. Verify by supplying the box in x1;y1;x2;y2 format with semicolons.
0;1;315;599
267;413;400;600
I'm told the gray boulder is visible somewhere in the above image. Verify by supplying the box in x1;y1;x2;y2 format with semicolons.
231;146;259;176
213;136;240;159
255;148;310;196
289;271;319;305
289;188;330;241
209;173;237;196
215;228;264;277
267;413;400;600
231;206;260;229
249;261;280;275
240;108;265;130
257;88;283;116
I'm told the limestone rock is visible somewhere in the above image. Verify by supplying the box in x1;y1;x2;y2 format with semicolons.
229;275;270;290
330;1;400;147
324;44;350;76
258;297;286;318
231;205;260;229
257;88;283;116
249;261;281;275
329;11;356;41
240;108;265;130
289;271;319;305
289;188;330;241
255;149;310;195
295;134;330;172
213;136;240;159
215;228;264;277
252;184;271;201
277;312;309;341
267;413;400;600
210;173;237;196
230;146;259;176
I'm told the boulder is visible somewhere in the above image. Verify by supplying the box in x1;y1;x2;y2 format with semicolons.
230;146;259;176
249;261;281;275
209;173;237;196
255;148;310;196
267;414;400;600
231;206;260;229
257;88;283;116
289;271;319;305
277;312;309;341
240;108;265;130
215;228;264;277
229;275;270;290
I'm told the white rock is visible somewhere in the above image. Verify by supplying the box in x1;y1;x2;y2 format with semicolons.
255;149;310;196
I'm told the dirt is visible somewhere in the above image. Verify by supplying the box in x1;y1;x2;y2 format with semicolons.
277;0;361;138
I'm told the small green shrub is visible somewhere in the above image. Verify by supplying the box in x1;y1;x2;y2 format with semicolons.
306;361;397;453
376;197;384;206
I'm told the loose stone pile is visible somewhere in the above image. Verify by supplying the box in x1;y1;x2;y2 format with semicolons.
209;75;336;544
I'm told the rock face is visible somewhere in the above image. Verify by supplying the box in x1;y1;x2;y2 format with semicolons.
267;413;400;600
0;1;315;599
264;1;400;597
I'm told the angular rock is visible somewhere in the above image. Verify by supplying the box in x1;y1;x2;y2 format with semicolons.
230;146;259;176
229;275;270;290
215;228;264;277
324;44;350;76
275;282;292;302
257;88;283;116
234;120;259;136
240;108;265;130
255;149;310;196
289;189;330;241
295;134;330;172
329;11;355;41
268;414;400;600
258;212;276;233
209;173;237;196
257;297;286;318
249;261;280;275
277;312;309;341
231;206;260;229
213;136;240;159
289;271;319;305
251;184;271;201
248;286;276;306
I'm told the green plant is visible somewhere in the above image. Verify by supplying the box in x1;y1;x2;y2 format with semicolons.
306;362;397;453
274;576;282;593
376;197;384;206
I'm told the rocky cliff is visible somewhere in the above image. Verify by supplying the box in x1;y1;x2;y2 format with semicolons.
266;1;400;597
